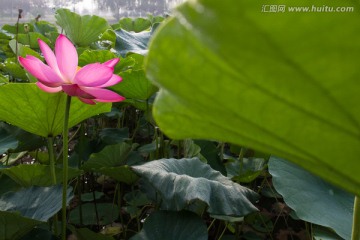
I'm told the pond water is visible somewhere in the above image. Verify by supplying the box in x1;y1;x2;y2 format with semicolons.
0;0;186;25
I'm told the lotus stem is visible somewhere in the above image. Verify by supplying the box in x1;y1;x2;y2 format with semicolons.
48;136;58;235
352;195;360;240
61;95;71;240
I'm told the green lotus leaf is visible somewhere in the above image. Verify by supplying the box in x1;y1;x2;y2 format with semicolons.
118;17;152;33
82;142;132;170
269;157;353;240
0;185;73;221
55;8;109;46
0;83;111;137
131;158;258;216
145;0;360;195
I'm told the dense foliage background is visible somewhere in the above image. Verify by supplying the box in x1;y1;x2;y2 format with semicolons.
0;0;358;239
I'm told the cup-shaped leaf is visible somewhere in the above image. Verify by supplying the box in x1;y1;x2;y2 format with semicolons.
131;158;259;217
145;0;360;195
55;8;109;46
118;17;152;33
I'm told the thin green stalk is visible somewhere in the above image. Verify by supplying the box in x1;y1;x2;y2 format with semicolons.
117;183;126;239
47;137;57;184
61;95;71;240
77;124;85;226
78;175;83;225
207;218;216;231
351;195;360;240
218;222;228;240
47;136;58;235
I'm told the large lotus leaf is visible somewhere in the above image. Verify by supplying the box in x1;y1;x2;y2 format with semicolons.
130;211;208;240
145;0;360;195
114;29;152;57
0;164;81;187
0;185;73;221
0;211;42;240
55;8;109;46
0;83;111;137
131;158;258;216
268;157;353;240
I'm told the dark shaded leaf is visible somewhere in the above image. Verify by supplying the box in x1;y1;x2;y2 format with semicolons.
132;158;258;216
0;185;73;221
130;211;208;240
0;211;41;240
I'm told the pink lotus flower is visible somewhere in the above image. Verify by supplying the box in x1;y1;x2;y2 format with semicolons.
19;34;125;105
